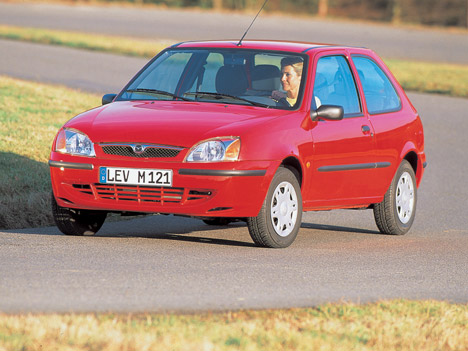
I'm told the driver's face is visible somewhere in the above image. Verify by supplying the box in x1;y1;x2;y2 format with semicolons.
281;65;301;97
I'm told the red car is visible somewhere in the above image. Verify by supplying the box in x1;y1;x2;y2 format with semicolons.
49;40;426;248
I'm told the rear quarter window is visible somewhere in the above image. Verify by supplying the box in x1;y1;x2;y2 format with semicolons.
352;56;401;115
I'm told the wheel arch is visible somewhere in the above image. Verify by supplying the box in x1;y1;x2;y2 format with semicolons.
280;156;303;189
400;142;424;186
403;151;418;175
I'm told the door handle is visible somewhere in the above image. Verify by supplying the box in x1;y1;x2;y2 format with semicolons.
361;125;373;136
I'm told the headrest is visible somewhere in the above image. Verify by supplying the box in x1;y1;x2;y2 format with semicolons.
215;65;249;96
251;65;281;91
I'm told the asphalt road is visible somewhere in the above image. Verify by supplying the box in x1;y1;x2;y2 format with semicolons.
0;2;467;64
0;6;467;313
0;39;144;93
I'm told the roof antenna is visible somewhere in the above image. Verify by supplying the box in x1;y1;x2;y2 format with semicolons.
237;0;269;47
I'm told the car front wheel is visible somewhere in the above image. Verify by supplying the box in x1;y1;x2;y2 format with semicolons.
51;193;107;236
373;160;417;235
247;167;302;248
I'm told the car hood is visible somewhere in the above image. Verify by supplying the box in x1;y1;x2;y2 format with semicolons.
65;101;288;148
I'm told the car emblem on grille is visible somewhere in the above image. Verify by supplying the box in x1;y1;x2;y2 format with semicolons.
132;144;145;154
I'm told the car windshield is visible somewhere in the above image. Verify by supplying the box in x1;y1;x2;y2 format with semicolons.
118;48;307;110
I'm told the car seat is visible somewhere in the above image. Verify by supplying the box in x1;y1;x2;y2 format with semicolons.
250;64;281;94
313;73;329;108
215;65;249;96
327;71;349;111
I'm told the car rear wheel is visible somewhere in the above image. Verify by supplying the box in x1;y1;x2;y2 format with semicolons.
247;167;302;248
373;160;417;235
51;193;107;236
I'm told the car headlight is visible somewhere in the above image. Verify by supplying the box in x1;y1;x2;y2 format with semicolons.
185;137;240;162
55;128;96;157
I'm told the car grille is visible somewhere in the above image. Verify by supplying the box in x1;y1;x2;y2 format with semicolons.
95;184;184;203
100;144;183;158
72;184;212;204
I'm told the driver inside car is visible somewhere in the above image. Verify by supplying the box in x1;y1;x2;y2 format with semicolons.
271;56;304;107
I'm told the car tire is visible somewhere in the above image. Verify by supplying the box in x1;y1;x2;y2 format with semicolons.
247;167;302;248
373;160;417;235
51;193;107;236
203;218;232;226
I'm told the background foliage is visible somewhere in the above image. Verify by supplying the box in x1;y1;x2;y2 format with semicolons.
80;0;468;28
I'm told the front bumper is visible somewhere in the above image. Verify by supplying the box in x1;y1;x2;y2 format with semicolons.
49;153;277;217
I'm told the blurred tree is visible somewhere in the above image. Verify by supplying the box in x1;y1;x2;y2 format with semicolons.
94;0;468;28
318;0;328;16
268;0;281;11
246;0;258;11
391;0;402;24
212;0;223;10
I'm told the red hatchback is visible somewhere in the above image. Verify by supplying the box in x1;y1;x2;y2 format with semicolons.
49;40;426;248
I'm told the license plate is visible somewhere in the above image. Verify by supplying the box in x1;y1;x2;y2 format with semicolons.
99;167;172;187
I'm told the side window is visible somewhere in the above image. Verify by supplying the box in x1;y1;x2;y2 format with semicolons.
352;56;401;114
313;56;361;116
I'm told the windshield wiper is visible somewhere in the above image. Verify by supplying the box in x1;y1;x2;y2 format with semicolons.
126;88;189;101
184;92;270;108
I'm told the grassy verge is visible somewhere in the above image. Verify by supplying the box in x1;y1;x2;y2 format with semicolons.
0;25;170;58
1;300;467;350
1;25;468;98
0;76;99;229
385;59;468;97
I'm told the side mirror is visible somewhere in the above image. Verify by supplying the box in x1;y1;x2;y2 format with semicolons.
102;94;117;105
310;105;344;121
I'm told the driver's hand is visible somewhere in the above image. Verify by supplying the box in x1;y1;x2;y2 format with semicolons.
271;90;287;101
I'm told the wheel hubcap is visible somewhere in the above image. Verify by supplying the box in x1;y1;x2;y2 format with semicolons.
396;171;415;224
271;181;298;237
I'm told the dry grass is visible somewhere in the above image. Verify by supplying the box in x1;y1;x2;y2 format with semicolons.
0;76;99;229
0;300;467;350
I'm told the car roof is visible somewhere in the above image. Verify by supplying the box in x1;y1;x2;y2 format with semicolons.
173;40;369;54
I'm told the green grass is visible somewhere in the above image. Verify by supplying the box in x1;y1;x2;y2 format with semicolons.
1;25;468;98
386;59;468;97
0;76;100;229
0;25;170;58
0;300;467;350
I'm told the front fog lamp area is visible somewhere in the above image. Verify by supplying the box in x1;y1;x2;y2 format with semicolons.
55;129;95;157
186;138;240;162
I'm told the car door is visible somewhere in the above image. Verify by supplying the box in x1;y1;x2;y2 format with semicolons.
351;54;409;195
304;52;380;208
